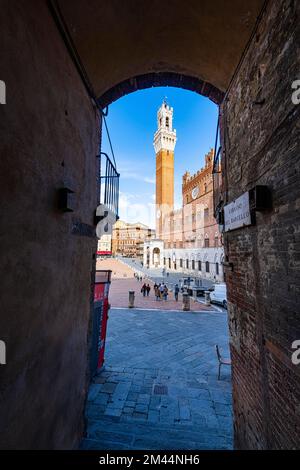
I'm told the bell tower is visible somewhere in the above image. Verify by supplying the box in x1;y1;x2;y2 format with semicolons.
154;100;177;238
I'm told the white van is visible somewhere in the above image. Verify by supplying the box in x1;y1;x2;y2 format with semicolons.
210;283;227;309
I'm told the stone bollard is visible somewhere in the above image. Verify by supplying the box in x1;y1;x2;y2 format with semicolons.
204;291;211;306
128;290;135;308
182;292;190;311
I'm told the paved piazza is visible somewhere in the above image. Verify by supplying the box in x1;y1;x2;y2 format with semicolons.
96;258;216;312
82;283;233;450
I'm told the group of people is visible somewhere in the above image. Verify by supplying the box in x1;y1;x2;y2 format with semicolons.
141;283;151;297
153;283;168;301
137;275;181;302
152;283;179;301
134;272;144;282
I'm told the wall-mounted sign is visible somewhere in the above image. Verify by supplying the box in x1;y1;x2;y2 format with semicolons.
224;192;252;232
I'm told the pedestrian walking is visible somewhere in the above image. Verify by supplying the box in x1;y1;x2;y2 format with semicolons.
154;284;160;301
174;283;179;302
141;283;147;297
163;285;168;301
146;284;151;297
159;283;164;300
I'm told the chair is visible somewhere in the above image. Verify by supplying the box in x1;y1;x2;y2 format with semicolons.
215;344;231;380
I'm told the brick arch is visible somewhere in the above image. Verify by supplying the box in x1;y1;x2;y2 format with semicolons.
97;72;224;109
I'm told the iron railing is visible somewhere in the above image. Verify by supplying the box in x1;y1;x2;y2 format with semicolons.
99;152;120;218
212;116;223;216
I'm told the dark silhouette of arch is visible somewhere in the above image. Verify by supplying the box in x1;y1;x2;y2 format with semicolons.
97;72;224;109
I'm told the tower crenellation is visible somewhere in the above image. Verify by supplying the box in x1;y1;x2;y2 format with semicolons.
154;101;177;154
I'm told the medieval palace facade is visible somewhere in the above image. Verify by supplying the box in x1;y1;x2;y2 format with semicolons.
144;100;224;282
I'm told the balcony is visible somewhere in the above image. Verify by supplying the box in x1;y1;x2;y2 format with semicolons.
95;152;120;237
99;152;120;217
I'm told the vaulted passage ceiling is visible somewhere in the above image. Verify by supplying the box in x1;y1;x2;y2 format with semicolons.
54;0;265;104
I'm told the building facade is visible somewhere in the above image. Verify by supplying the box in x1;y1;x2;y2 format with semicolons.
145;101;224;282
112;220;155;258
97;234;112;255
163;149;224;281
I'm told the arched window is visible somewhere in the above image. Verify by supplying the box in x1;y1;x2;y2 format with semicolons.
216;262;219;275
206;261;210;273
204;183;207;193
198;260;201;271
186;259;189;269
192;260;195;270
204;207;209;221
166;116;169;128
204;235;210;248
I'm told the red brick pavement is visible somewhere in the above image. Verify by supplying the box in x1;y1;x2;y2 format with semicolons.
109;278;214;311
97;258;214;311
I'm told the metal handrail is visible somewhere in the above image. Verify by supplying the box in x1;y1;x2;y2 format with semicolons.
98;152;120;217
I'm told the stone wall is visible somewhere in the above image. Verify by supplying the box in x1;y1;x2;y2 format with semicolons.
0;2;99;448
222;0;300;449
1;0;299;451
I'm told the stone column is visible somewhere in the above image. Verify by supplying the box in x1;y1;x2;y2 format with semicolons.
128;291;135;308
182;292;190;311
204;291;211;306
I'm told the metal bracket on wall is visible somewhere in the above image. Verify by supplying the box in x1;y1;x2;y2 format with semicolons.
249;185;272;212
57;187;75;212
222;261;234;271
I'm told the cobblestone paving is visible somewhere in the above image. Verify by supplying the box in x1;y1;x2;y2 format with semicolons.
82;308;232;450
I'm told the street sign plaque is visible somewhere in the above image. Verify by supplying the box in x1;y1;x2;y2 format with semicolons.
224;192;252;232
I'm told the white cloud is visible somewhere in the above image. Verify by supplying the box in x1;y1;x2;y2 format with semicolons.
120;171;155;184
144;177;155;184
118;191;155;228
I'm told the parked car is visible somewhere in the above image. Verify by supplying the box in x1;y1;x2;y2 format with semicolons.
210;283;227;309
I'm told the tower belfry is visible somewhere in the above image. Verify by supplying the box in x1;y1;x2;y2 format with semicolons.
154;101;177;238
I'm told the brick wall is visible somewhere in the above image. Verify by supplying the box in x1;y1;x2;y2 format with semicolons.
222;0;300;449
182;151;219;249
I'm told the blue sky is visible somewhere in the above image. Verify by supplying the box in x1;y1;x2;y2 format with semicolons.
102;87;218;228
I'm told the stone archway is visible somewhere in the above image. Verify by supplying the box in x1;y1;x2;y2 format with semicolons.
98;72;224;109
143;239;164;269
152;247;160;268
2;0;299;451
50;0;266;108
